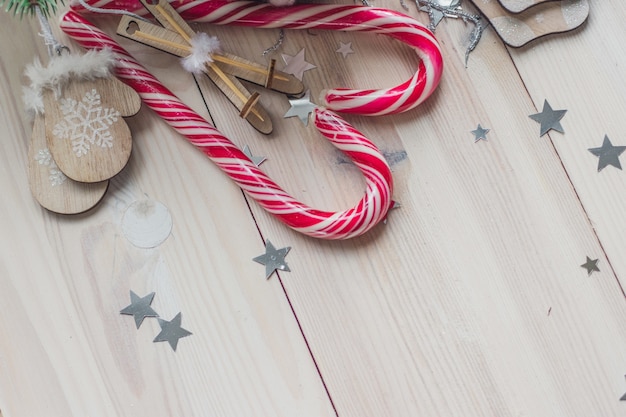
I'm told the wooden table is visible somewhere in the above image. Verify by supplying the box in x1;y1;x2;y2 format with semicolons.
1;1;625;416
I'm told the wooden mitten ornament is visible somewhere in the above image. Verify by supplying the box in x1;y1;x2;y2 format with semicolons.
27;114;109;214
470;0;589;47
25;49;141;183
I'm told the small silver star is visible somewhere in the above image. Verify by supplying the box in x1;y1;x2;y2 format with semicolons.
336;42;354;59
281;48;316;81
471;124;490;142
284;90;317;126
621;375;626;401
153;312;192;351
588;135;626;172
242;145;266;167
253;239;291;279
120;291;159;328
580;256;600;276
529;100;567;137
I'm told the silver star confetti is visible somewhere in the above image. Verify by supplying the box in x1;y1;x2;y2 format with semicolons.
243;145;266;167
580;256;600;276
529;100;567;137
281;48;316;81
153;312;192;351
284;90;317;126
336;42;354;59
588;135;626;172
471;124;490;142
120;291;159;328
253;239;291;279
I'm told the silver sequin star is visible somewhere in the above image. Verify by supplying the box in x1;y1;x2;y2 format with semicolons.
253;239;291;279
243;145;266;167
471;124;490;142
284;90;317;126
336;42;354;59
120;291;159;328
580;256;600;276
588;135;626;172
281;48;316;81
153;312;192;351
529;100;567;137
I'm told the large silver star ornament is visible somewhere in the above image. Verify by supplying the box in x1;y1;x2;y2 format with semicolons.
281;48;316;81
588;135;626;172
253;239;291;279
471;124;490;142
153;312;192;351
284;90;317;126
529;100;567;137
120;291;159;328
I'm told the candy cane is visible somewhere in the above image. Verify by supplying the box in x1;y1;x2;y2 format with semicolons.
71;0;443;116
60;11;393;239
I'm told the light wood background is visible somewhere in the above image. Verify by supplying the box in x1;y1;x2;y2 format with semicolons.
1;1;625;416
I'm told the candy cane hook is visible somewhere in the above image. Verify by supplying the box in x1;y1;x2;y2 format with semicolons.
60;11;393;240
71;0;444;116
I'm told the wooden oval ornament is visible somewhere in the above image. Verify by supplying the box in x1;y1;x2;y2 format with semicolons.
471;0;590;48
28;114;109;214
44;76;141;183
497;0;553;14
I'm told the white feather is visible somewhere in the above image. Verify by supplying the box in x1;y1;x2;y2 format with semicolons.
181;32;221;74
23;48;116;114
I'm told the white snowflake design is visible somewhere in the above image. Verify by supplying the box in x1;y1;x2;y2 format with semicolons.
52;89;120;157
35;148;67;186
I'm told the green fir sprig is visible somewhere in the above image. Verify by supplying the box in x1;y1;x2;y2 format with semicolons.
1;0;62;18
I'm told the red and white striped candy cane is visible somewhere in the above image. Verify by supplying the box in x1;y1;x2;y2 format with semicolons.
71;0;443;116
60;11;393;239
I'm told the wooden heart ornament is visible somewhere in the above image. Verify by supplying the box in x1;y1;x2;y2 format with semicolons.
25;49;141;183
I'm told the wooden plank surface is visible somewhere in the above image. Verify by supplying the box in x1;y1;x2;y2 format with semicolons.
0;1;625;416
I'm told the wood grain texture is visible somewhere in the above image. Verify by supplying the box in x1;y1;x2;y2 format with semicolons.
1;1;626;417
0;13;334;417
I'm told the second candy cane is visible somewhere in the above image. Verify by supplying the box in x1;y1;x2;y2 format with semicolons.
60;11;393;240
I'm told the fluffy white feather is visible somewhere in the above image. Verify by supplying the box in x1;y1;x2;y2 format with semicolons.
22;48;116;116
181;32;221;74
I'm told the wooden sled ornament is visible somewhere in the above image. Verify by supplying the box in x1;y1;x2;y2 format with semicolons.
116;0;304;134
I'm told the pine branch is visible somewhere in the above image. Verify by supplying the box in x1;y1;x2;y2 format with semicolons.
1;0;62;18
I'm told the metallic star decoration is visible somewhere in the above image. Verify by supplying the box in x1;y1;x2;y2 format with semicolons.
253;239;291;279
419;5;444;28
281;48;316;81
284;90;317;126
153;312;192;351
621;375;626;401
243;145;266;167
471;124;490;142
588;135;626;172
529;100;567;137
120;291;159;328
580;256;600;276
336;42;354;59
